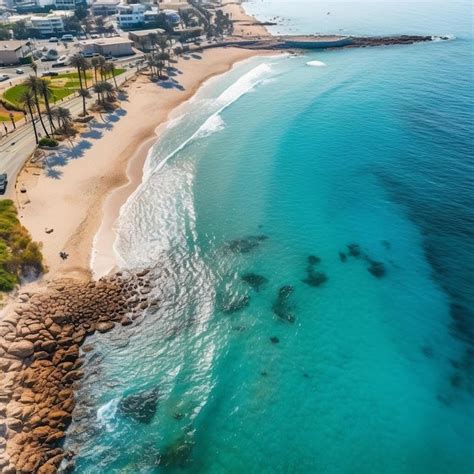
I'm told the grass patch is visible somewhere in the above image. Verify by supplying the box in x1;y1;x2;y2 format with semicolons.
0;200;44;292
2;69;125;108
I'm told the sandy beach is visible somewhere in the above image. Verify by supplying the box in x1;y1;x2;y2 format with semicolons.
15;46;269;283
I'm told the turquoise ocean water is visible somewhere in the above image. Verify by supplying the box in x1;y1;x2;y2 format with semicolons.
66;1;474;472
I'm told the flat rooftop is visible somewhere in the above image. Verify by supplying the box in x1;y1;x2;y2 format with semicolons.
0;40;25;51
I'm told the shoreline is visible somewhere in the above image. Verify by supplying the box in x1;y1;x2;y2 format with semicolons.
14;47;271;285
91;52;272;279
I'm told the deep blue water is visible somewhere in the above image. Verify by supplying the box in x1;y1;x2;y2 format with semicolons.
66;1;474;472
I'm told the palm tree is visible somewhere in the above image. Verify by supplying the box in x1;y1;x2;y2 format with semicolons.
93;81;108;105
20;90;39;144
157;34;170;54
82;58;91;88
97;55;107;80
179;9;195;29
91;56;101;84
37;78;55;133
31;61;38;77
70;53;87;90
78;88;91;116
24;75;50;138
56;107;72;128
102;61;118;89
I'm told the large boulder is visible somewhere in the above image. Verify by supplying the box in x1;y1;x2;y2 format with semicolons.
8;341;34;358
118;387;159;424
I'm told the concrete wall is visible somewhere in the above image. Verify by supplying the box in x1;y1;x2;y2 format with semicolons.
0;49;21;65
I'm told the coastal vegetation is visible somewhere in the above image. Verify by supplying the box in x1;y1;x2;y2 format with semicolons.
0;199;44;292
2;68;124;110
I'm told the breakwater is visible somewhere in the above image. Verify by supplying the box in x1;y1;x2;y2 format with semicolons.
204;34;447;51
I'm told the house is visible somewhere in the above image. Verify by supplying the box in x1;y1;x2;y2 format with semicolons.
116;4;147;28
79;37;134;57
90;0;120;16
54;0;81;9
0;39;27;65
128;27;165;51
29;11;73;36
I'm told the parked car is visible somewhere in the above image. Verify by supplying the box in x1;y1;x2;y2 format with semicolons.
61;34;74;42
0;174;8;194
49;37;59;42
42;71;59;77
0;74;9;82
15;68;24;74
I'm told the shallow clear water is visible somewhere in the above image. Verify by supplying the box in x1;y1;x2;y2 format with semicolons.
67;1;474;472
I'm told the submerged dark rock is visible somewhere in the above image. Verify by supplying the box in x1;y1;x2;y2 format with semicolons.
367;261;386;278
347;244;362;257
279;285;294;298
381;240;391;250
308;255;321;265
339;252;347;262
118;387;159;424
273;286;296;323
157;434;194;469
302;270;328;287
421;345;434;359
241;273;268;291
219;294;250;314
226;235;269;254
270;336;280;344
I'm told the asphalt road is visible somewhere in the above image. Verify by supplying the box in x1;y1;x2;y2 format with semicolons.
0;66;137;199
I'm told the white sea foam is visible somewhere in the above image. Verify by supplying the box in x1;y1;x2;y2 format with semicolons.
97;398;119;432
431;34;455;42
195;114;226;139
307;60;327;67
144;62;274;179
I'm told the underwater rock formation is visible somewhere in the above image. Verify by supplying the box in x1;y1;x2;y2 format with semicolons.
307;255;321;265
157;434;195;469
367;260;386;278
226;235;268;254
272;286;296;323
303;255;328;287
241;273;268;291
347;244;362;257
302;270;328;287
270;336;280;344
339;252;347;262
218;293;250;314
118;387;159;424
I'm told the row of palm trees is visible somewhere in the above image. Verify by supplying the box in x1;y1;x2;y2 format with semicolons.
69;53;119;115
145;34;173;81
20;53;120;144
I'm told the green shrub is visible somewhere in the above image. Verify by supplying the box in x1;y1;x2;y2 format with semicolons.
38;137;58;147
0;200;44;292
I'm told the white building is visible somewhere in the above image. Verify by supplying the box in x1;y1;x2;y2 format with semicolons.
30;11;72;36
54;0;79;9
117;4;147;28
90;0;120;16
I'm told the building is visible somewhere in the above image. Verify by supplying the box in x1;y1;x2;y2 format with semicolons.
0;39;27;65
117;4;146;28
128;27;165;51
90;0;120;16
79;37;134;57
54;0;81;9
161;9;180;26
29;11;72;36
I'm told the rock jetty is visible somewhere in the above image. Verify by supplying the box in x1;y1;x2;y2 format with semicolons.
0;270;155;473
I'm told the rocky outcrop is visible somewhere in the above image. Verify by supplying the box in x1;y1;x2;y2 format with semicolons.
0;270;155;473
